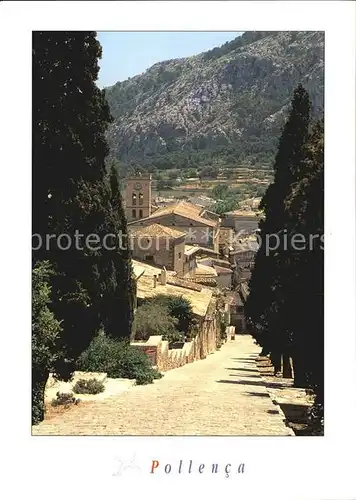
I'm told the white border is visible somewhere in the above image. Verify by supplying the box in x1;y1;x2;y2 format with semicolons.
0;2;355;499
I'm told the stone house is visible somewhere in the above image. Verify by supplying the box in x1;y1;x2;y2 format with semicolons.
198;257;234;290
128;200;221;252
221;209;259;235
129;223;186;277
229;239;258;282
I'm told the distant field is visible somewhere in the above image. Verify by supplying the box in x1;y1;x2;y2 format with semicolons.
152;188;212;198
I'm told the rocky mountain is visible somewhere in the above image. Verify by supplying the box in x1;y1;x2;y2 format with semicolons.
104;31;324;170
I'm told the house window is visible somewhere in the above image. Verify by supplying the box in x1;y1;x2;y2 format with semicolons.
139;192;143;205
132;193;137;205
132;209;136;218
178;252;182;259
139;209;143;218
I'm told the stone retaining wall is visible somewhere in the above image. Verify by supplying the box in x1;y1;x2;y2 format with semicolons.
131;319;221;372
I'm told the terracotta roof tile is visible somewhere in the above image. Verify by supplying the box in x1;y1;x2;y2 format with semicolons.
130;223;185;239
136;201;218;228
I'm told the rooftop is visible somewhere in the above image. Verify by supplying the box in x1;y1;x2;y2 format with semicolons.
196;263;218;277
184;244;201;256
223;210;258;217
130;223;186;240
130;200;218;228
198;257;232;269
186;276;218;287
213;265;233;275
132;260;213;317
132;260;175;278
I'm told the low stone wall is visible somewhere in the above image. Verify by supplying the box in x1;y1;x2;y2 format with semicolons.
131;324;219;372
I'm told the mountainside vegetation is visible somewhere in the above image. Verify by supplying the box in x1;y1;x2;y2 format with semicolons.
104;31;324;175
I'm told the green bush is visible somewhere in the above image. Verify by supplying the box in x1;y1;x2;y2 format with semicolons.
72;378;105;395
133;302;179;341
32;261;62;424
51;391;80;407
144;295;196;336
77;334;163;385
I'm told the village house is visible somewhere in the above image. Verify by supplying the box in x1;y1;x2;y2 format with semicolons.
218;227;235;258
197;256;235;290
129;223;186;277
128;200;221;252
221;209;259;235
229;236;259;282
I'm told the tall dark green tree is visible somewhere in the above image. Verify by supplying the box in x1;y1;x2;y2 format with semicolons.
32;32;134;418
284;120;324;414
246;85;324;432
245;85;311;373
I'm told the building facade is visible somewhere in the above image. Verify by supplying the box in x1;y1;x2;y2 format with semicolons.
128;201;220;252
129;224;186;277
124;173;152;222
221;210;259;235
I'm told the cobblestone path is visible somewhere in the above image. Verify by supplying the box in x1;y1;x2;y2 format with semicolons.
33;335;293;436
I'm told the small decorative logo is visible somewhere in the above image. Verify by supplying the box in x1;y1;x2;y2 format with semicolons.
112;453;142;476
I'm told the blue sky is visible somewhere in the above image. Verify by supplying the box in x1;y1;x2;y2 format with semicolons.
96;32;242;88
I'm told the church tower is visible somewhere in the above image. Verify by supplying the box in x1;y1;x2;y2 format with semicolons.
124;173;152;222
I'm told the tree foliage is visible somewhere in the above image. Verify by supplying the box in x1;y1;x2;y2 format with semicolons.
32;261;62;424
133;302;181;342
245;85;324;431
32;32;134;421
144;294;196;336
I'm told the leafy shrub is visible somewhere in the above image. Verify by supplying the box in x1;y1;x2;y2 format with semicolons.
77;334;163;385
32;261;62;424
133;302;179;342
72;378;105;395
144;295;196;336
51;391;80;407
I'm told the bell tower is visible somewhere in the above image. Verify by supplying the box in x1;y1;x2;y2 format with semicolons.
124;173;152;222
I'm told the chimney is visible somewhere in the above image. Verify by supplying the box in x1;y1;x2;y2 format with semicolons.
160;267;167;285
153;275;157;288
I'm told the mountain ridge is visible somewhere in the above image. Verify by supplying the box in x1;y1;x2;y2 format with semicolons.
104;31;324;171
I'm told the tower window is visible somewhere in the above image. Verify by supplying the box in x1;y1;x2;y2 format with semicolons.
139;192;143;205
132;209;136;218
132;193;137;205
139;209;143;218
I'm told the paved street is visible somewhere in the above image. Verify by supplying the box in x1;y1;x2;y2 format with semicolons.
33;335;293;436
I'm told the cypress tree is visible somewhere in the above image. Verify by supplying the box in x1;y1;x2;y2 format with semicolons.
245;85;311;375
32;32;133;387
284;121;324;410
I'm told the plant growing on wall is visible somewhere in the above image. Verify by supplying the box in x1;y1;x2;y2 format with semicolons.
144;295;197;337
133;302;181;342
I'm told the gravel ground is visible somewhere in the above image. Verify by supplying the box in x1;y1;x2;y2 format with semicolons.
33;335;294;436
